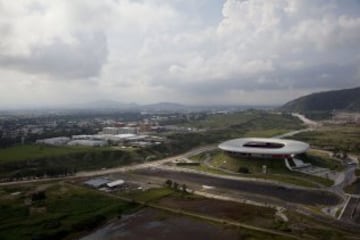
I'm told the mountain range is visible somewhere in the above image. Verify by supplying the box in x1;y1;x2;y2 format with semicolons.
280;86;360;112
73;100;261;113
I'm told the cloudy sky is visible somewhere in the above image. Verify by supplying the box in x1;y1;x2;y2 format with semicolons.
1;0;360;108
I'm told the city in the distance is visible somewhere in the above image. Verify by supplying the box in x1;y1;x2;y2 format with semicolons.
0;1;360;240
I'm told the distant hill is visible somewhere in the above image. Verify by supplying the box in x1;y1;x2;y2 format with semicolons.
70;100;257;113
142;102;187;112
280;87;360;112
77;100;138;109
76;101;187;112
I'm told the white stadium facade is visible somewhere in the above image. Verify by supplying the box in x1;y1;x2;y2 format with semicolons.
218;138;309;159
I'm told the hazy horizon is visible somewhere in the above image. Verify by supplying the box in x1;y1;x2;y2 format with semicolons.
0;99;279;111
1;0;360;109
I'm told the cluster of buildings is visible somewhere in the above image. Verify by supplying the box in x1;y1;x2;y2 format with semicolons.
1;111;208;148
0;116;100;146
83;177;146;193
331;111;360;124
34;115;205;148
36;125;166;147
101;123;201;134
1;122;54;139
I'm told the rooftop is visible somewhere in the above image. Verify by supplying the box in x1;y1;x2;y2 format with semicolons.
218;138;309;155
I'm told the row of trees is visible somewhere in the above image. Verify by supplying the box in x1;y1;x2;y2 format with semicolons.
0;149;139;181
2;167;77;182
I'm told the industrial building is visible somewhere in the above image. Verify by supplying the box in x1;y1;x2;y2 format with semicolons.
67;139;107;147
35;137;70;145
84;178;111;188
106;179;125;188
102;126;137;135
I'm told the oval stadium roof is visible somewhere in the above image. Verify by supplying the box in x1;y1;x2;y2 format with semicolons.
218;138;309;155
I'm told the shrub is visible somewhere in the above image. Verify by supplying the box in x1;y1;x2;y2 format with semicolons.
238;167;250;174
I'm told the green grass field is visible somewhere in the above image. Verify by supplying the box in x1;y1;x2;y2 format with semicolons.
243;129;290;138
344;178;360;194
0;183;137;240
291;124;360;154
191;151;333;187
304;149;344;171
0;144;102;163
0;144;161;179
120;187;175;203
162;111;304;159
210;151;289;174
181;111;261;129
181;111;303;131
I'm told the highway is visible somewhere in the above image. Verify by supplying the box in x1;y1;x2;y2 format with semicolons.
0;145;217;186
341;196;360;223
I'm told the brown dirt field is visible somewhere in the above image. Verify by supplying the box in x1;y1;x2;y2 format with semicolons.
157;195;276;228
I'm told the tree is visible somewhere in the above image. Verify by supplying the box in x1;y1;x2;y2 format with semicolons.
238;167;250;174
31;191;46;202
181;184;187;193
173;182;179;191
165;179;172;188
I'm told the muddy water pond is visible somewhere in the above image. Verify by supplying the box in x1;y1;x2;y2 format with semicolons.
80;208;266;240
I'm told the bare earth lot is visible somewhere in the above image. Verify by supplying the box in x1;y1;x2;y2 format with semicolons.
157;195;276;228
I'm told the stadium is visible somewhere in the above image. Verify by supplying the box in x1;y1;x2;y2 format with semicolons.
218;137;309;159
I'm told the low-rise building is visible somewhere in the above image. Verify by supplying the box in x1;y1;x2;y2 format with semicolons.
106;179;125;188
102;126;137;135
36;136;70;145
84;178;111;188
67;139;107;147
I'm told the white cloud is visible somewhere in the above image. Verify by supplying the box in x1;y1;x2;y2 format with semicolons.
0;0;359;107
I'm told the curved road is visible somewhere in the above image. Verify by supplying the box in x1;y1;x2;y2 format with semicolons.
0;145;217;186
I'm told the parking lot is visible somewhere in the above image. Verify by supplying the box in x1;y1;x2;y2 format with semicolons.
341;196;360;224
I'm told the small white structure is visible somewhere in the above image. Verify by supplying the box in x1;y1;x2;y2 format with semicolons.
67;139;107;147
106;179;125;188
72;135;94;140
84;178;111;188
36;137;70;145
102;127;137;135
129;141;152;147
114;133;137;139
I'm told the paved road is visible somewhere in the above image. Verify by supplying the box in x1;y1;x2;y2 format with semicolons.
284;114;359;193
272;113;318;139
134;168;342;206
0;145;217;186
341;196;360;223
292;113;320;128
